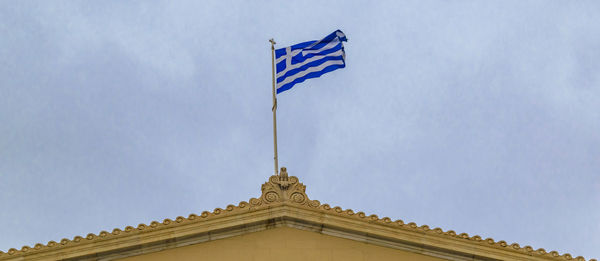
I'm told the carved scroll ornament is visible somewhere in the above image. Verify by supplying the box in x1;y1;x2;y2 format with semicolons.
249;167;320;208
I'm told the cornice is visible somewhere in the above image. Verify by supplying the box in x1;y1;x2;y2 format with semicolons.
0;168;595;261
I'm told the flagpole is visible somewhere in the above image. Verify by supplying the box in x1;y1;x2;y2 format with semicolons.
269;38;279;176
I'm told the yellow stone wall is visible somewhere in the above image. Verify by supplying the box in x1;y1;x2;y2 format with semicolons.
117;227;447;261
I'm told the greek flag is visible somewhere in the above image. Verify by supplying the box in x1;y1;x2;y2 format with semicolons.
275;30;347;94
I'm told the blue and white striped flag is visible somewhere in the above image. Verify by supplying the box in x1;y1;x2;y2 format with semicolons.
275;30;348;94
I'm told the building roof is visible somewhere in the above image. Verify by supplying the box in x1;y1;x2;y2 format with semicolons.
0;169;595;261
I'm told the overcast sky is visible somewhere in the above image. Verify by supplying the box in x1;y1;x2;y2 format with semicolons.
1;1;599;259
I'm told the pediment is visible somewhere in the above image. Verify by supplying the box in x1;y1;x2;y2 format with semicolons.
0;169;593;261
117;227;447;261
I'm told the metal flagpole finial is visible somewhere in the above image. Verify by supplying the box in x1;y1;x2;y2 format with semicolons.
269;38;276;45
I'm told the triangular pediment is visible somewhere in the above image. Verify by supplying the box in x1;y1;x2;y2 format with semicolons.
117;227;447;261
0;170;593;261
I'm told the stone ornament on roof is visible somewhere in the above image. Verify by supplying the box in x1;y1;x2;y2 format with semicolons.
249;167;320;208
